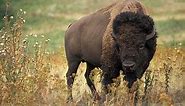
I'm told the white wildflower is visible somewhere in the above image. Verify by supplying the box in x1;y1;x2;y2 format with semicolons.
45;39;50;42
10;16;14;19
45;52;49;55
22;39;26;43
33;34;37;37
179;42;182;46
0;43;4;46
177;50;180;53
28;73;32;77
20;9;23;12
23;11;26;14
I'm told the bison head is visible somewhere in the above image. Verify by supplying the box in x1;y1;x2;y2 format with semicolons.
112;12;156;87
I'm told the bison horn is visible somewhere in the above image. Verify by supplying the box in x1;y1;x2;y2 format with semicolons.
146;27;156;40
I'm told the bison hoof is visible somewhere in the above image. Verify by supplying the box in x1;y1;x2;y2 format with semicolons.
94;93;101;101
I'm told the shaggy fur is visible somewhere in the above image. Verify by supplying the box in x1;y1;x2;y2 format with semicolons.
100;0;157;88
113;12;154;35
101;0;148;68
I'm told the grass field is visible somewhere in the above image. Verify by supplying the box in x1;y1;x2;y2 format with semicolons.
0;0;185;105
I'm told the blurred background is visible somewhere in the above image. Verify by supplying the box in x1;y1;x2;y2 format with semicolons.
0;0;185;52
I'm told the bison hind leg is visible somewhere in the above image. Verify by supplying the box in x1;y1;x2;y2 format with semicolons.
85;63;100;100
66;59;81;102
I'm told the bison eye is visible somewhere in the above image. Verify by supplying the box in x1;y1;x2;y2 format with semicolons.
139;44;145;50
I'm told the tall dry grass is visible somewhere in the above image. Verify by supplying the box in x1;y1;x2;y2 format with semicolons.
0;8;67;106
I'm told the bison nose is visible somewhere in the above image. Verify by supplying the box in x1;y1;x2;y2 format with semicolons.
122;61;135;71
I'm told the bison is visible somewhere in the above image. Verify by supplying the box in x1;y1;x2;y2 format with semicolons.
65;0;157;101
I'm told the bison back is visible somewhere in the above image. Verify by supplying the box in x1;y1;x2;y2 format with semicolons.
65;10;110;66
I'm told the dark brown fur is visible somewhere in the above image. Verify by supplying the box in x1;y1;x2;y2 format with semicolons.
65;0;157;101
109;12;157;87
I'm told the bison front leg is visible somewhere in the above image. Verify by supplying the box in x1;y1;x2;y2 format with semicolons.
102;72;113;94
124;72;139;106
101;67;120;95
124;72;137;88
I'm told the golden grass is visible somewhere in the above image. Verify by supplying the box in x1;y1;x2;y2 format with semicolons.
40;46;185;106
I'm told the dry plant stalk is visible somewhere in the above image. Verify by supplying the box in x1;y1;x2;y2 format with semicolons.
0;4;65;105
142;69;154;104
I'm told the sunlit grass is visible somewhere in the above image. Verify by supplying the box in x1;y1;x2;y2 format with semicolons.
156;18;185;36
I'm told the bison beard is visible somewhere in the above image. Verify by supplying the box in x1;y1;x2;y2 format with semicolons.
65;0;157;102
